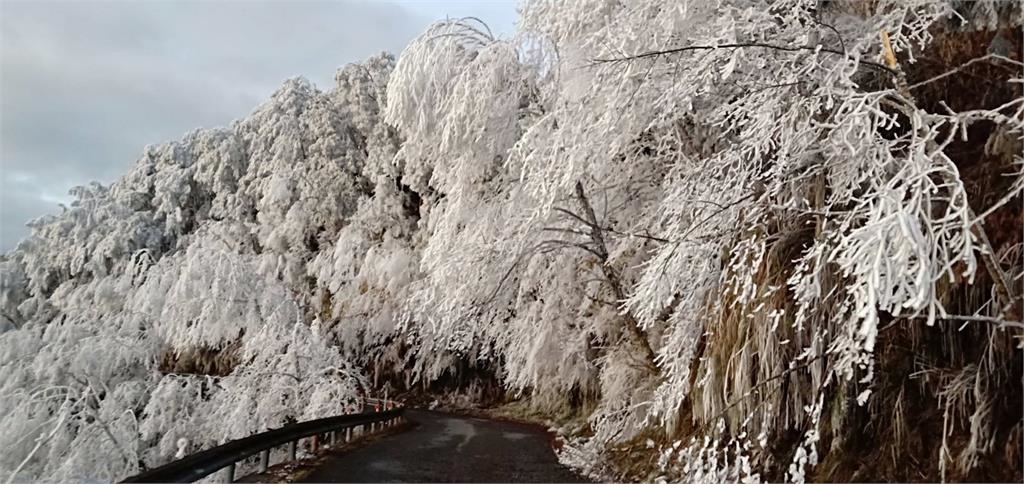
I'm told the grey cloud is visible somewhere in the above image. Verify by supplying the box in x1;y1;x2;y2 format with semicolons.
0;0;447;251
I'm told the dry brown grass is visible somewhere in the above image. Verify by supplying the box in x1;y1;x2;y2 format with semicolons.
158;341;241;376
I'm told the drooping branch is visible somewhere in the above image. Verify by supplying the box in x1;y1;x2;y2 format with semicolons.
907;53;1023;92
879;43;1022;320
592;42;896;74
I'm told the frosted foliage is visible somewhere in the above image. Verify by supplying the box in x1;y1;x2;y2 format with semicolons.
385;0;1022;481
386;20;529;193
0;228;361;481
133;229;288;350
0;54;395;480
2;1;1022;481
0;258;28;332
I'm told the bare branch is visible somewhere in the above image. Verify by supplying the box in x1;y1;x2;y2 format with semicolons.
572;181;659;372
908;53;1023;91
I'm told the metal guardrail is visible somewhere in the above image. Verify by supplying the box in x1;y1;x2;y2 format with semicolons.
122;398;404;483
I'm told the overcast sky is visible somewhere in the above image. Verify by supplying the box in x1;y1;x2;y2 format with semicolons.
0;0;517;252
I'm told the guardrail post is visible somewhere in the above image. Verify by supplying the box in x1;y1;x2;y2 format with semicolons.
223;463;235;483
346;427;352;442
259;449;270;473
311;434;319;453
330;430;337;446
289;440;297;461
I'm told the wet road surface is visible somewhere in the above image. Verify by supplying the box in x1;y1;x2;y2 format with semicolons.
297;410;588;483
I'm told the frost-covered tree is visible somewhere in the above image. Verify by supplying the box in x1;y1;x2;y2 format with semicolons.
2;2;1021;482
0;54;393;481
381;1;1023;482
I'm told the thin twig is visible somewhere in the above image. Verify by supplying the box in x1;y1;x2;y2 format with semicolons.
811;17;847;55
908;53;1024;91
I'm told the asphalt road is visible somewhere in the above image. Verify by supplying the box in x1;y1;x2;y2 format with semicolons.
297;410;589;483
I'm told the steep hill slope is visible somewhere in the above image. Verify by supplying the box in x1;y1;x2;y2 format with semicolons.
2;1;1022;482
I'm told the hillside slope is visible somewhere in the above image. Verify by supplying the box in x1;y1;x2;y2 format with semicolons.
2;1;1022;482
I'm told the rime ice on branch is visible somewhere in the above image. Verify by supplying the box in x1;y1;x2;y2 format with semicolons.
2;1;1022;482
